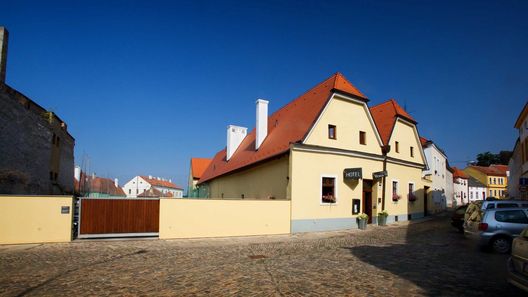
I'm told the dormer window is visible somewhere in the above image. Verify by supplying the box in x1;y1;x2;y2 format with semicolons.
328;125;336;140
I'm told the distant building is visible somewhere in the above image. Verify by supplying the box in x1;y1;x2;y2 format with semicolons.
464;165;509;199
188;158;212;197
122;175;183;198
452;167;469;206
468;176;487;202
421;137;449;211
509;101;528;200
74;167;125;198
0;27;74;195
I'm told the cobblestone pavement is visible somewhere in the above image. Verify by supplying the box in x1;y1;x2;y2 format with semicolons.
0;214;525;296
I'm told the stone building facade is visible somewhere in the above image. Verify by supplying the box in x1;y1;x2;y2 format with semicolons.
0;27;75;195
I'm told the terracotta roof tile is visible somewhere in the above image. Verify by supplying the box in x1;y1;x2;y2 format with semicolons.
199;72;367;183
419;136;428;146
467;165;507;177
370;99;416;145
452;167;469;179
190;158;212;179
140;176;183;189
138;187;173;198
76;173;126;196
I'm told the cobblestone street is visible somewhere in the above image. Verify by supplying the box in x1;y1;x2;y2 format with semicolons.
0;214;525;296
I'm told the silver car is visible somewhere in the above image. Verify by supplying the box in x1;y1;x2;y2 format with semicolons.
508;227;528;292
464;208;528;253
481;200;528;211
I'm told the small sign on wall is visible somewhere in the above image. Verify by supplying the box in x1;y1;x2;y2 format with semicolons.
61;206;70;214
344;168;362;180
352;199;361;214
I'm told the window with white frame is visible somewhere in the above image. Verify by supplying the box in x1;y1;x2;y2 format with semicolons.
322;177;336;204
408;183;416;201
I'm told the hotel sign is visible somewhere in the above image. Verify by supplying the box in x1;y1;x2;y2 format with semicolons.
373;171;388;179
344;168;362;180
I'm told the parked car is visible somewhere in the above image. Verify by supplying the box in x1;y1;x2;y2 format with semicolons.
464;208;528;253
481;200;528;211
508;227;528;292
451;205;468;232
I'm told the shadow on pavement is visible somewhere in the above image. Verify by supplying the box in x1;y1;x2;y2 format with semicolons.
345;214;525;297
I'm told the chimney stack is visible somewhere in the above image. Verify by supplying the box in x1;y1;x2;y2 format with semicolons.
74;166;81;181
255;99;269;150
0;27;8;84
114;178;119;188
226;125;247;161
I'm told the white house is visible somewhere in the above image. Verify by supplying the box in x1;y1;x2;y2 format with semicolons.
468;176;487;202
452;167;469;206
421;137;450;212
123;175;183;198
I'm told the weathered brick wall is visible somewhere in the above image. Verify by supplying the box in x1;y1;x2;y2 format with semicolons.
0;83;74;194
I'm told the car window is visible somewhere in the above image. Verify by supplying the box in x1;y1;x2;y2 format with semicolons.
495;210;528;224
486;204;495;209
522;204;528;208
497;203;519;208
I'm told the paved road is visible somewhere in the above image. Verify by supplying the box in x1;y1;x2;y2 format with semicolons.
0;214;525;296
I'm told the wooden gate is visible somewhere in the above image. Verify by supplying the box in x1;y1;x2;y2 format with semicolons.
78;197;160;238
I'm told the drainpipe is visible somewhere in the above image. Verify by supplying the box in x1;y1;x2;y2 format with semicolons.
381;145;391;211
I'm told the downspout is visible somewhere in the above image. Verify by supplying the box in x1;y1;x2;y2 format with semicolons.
381;145;391;211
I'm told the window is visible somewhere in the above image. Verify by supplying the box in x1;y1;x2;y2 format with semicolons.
322;177;336;203
328;125;336;139
489;177;492;184
489;190;493;196
395;141;399;153
495;210;528;224
494;190;497;197
470;192;473;199
359;131;366;145
493;178;496;184
136;189;138;194
497;203;518;208
129;189;131;194
392;181;399;201
410;146;414;157
408;183;416;201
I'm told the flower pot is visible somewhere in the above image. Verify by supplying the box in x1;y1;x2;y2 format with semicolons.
378;215;387;226
357;218;367;230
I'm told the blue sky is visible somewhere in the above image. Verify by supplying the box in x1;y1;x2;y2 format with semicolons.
2;0;527;191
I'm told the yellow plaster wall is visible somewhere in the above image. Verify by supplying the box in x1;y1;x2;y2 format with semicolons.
159;199;291;238
387;119;425;165
290;149;384;220
0;195;73;244
304;96;382;155
384;162;428;216
207;155;289;199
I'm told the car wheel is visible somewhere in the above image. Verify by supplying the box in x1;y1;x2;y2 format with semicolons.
491;237;511;254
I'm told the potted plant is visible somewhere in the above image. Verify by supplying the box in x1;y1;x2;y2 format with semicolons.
392;193;401;202
408;193;417;202
377;210;389;226
357;213;369;230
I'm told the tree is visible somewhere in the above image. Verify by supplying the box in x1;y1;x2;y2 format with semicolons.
476;151;512;166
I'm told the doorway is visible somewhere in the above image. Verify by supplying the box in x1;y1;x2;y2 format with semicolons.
362;179;373;223
424;186;430;216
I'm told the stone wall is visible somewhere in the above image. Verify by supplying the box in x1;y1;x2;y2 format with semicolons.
0;83;74;194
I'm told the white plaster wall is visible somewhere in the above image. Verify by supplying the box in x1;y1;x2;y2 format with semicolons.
122;176;151;198
469;186;486;202
453;177;469;206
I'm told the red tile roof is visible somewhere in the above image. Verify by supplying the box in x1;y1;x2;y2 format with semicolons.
452;167;468;179
370;99;417;145
76;173;126;196
419;136;428;146
467;165;507;177
190;158;212;179
199;72;367;183
140;176;182;189
138;187;174;198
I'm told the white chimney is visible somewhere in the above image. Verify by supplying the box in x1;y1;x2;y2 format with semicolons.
169;179;172;182
255;99;269;150
0;27;8;84
226;125;247;161
148;175;152;179
74;166;81;181
114;178;119;187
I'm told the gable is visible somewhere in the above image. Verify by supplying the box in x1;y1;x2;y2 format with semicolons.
303;93;382;155
387;118;425;165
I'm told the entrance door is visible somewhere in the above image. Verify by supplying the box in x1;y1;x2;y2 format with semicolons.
362;180;373;223
424;186;429;216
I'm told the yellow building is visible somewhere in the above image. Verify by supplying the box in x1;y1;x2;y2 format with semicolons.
464;165;509;199
197;73;431;232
